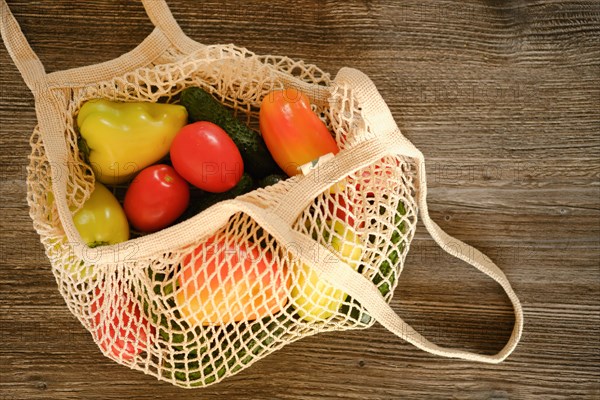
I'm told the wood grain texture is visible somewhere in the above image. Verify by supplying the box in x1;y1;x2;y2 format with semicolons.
1;0;599;398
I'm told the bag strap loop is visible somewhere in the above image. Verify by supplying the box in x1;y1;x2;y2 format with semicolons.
313;67;524;362
140;0;203;54
264;215;523;364
0;0;202;92
0;0;46;92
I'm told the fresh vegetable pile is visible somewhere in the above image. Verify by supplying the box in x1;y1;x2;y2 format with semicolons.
74;87;405;386
76;86;351;236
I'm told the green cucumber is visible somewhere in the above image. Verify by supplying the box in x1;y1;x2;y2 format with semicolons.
194;173;254;213
180;87;281;178
342;199;407;324
176;173;254;222
167;315;290;386
372;200;406;297
257;173;287;188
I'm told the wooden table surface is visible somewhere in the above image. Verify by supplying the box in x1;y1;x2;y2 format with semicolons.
1;1;599;399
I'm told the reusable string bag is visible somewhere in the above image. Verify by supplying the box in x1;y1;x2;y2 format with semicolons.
1;0;523;388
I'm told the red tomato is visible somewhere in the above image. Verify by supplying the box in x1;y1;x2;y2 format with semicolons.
90;286;154;362
124;164;190;233
355;163;395;197
325;192;364;229
170;121;244;192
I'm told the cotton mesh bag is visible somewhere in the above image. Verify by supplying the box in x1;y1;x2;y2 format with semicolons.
1;0;523;388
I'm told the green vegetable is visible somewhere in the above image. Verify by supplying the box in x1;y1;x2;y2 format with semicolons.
258;173;287;188
373;200;406;297
176;173;254;222
180;87;281;178
341;199;407;324
194;173;254;213
178;315;288;386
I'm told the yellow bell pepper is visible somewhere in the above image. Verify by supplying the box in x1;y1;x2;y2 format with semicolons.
67;182;130;279
291;220;363;322
43;184;129;279
77;99;188;184
73;182;129;248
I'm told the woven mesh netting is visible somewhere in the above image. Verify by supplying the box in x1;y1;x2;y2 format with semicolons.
26;44;418;388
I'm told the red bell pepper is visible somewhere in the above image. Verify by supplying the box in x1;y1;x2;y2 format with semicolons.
90;286;154;361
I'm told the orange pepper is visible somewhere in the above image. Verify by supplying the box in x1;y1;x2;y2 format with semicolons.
259;88;339;177
174;238;289;326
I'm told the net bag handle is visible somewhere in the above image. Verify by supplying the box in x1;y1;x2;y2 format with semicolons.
0;0;46;92
257;207;523;364
294;67;524;362
0;0;196;91
259;67;523;363
140;0;201;54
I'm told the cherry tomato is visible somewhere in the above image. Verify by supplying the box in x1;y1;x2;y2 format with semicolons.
124;164;190;233
170;121;244;193
90;286;154;362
